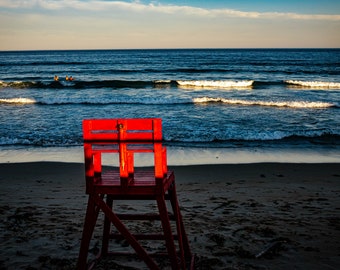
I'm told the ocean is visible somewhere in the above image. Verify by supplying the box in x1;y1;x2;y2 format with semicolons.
0;49;339;164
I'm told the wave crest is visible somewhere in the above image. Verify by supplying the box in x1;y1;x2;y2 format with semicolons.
0;80;39;89
2;79;339;90
193;97;334;108
0;97;36;104
285;80;340;89
177;80;254;89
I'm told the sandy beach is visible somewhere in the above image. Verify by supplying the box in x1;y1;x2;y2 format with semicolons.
0;162;339;269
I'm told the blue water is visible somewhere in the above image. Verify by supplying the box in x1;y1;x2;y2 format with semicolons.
0;49;339;154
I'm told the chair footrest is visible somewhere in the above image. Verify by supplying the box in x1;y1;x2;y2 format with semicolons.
106;251;191;258
116;213;175;220
110;233;179;240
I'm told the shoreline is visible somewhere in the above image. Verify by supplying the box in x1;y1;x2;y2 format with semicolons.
0;161;339;269
1;146;339;165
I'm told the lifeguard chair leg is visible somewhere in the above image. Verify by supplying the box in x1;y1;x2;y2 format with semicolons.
101;195;113;256
169;190;186;269
156;194;180;269
77;196;101;269
169;184;192;262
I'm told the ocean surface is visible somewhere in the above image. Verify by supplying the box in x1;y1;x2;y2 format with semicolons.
0;49;339;163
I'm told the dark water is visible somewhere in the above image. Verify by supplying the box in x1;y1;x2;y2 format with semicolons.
0;49;339;151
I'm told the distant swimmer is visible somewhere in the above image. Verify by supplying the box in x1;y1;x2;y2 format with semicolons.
69;76;74;81
65;76;69;81
54;75;59;81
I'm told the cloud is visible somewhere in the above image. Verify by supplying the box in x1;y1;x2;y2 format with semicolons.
214;9;340;21
0;0;339;21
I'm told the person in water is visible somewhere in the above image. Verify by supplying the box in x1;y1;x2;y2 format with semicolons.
65;76;74;81
54;75;59;81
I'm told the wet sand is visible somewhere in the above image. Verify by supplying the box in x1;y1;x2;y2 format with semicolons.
0;162;339;269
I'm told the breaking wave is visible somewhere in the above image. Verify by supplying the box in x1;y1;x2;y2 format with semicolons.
0;79;256;90
1;131;339;148
1;95;336;109
2;79;340;91
177;80;254;89
285;80;340;89
0;97;36;104
193;97;335;109
0;81;40;89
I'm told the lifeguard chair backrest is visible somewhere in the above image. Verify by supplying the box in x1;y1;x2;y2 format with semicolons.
83;118;163;142
82;118;166;189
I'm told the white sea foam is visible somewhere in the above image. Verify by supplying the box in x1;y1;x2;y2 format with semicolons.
0;80;37;88
177;80;254;89
285;80;340;89
0;97;36;104
193;97;333;108
154;80;171;83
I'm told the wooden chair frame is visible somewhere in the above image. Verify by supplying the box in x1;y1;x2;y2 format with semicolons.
77;118;193;269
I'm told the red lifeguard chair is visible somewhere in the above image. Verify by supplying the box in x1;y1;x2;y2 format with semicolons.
77;118;193;269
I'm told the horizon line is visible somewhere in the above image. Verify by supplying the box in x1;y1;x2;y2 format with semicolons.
1;47;340;52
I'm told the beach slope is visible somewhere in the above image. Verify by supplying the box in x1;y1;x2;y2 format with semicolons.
0;162;339;269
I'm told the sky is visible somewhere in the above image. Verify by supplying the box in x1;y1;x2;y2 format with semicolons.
0;0;339;50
